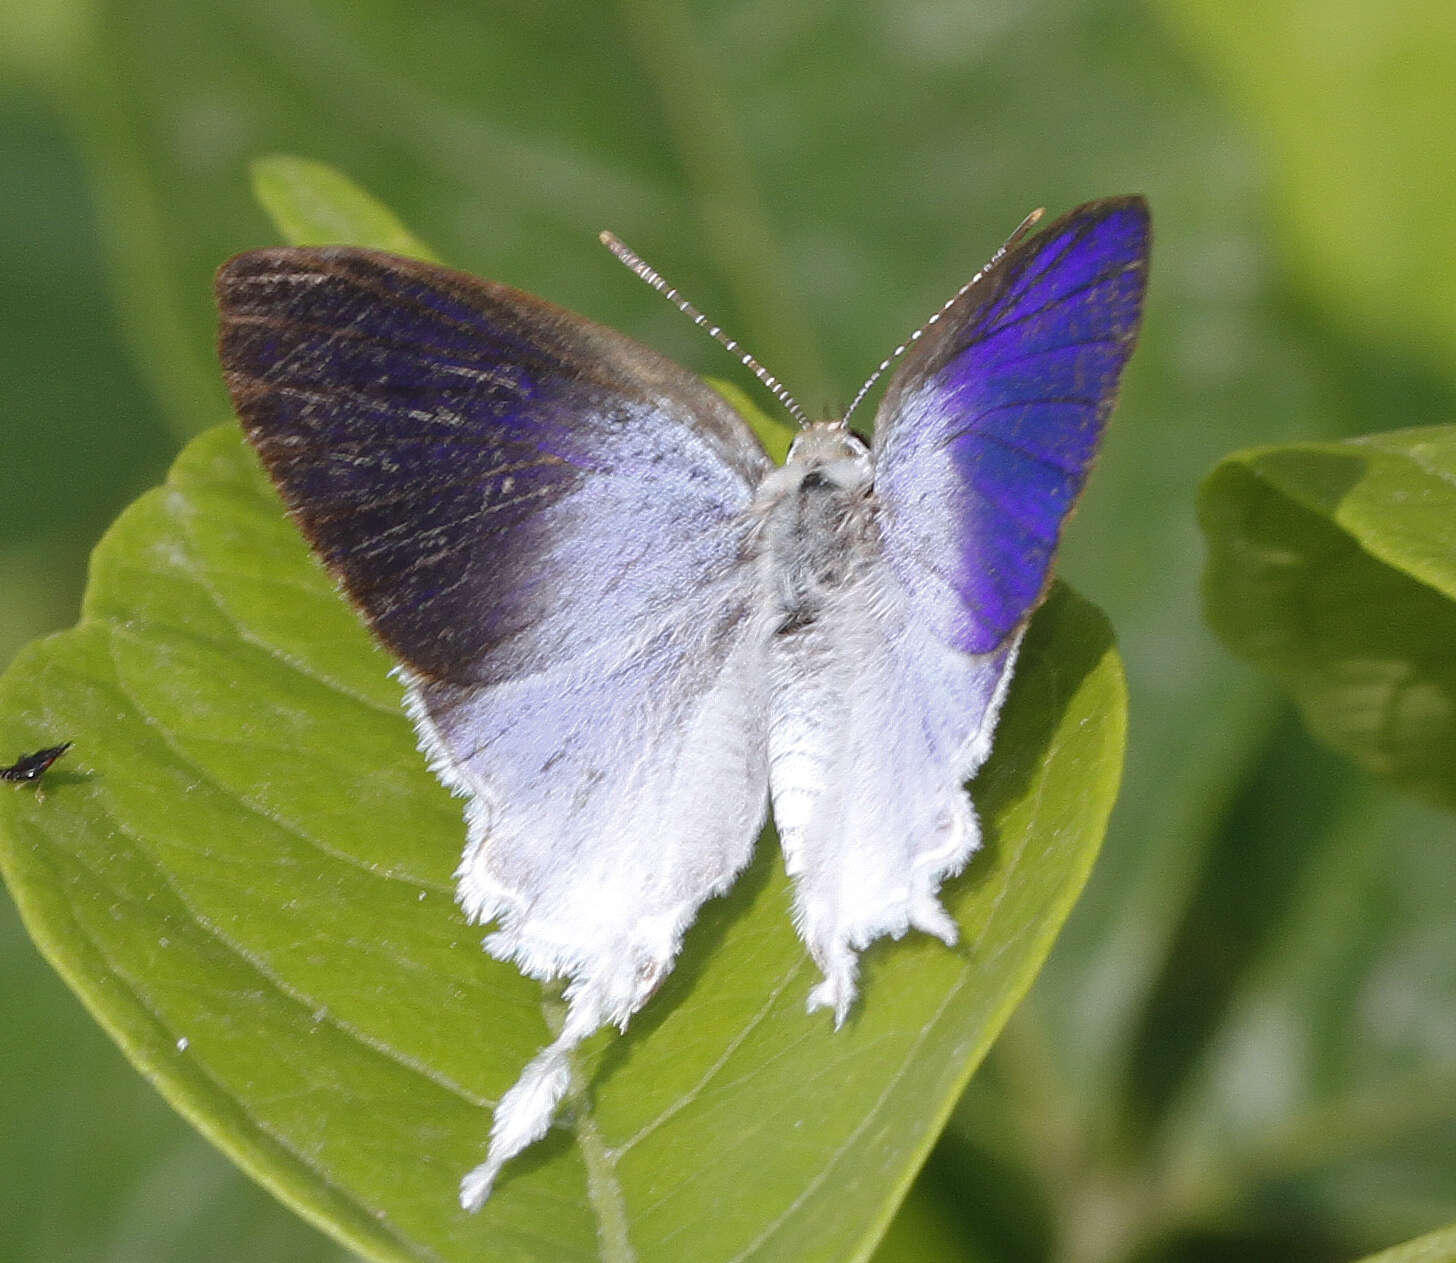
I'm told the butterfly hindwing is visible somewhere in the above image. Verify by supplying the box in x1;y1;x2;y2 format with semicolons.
766;559;1019;1023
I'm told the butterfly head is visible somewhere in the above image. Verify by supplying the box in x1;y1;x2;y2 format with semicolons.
785;421;869;470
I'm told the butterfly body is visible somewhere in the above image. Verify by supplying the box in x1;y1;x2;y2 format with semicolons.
216;196;1149;1207
756;423;875;629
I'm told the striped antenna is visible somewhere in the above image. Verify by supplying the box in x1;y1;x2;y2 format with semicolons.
840;207;1046;427
600;231;811;429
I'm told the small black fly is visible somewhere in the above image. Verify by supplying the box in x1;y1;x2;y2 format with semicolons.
1;743;73;796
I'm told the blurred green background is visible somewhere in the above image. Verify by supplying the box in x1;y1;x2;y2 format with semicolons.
2;1;1453;1260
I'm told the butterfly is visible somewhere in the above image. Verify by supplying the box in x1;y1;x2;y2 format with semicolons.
215;195;1149;1209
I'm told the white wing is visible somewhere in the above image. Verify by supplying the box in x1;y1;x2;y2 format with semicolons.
415;569;770;1208
765;488;1017;1022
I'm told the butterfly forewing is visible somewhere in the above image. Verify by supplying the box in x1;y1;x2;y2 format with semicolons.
217;248;770;685
872;196;1150;654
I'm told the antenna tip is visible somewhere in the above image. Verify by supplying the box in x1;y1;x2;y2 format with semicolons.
600;231;638;268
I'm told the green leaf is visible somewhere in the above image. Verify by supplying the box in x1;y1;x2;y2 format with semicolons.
250;156;440;261
1199;426;1456;811
1355;1222;1456;1263
0;425;1125;1262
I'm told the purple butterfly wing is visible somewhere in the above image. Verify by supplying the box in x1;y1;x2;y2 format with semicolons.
873;196;1150;653
217;247;769;686
217;248;774;1206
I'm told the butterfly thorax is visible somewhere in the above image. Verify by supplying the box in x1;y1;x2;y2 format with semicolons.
755;423;878;634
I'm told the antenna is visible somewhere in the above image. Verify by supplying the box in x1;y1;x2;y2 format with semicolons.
600;231;811;429
840;207;1046;427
